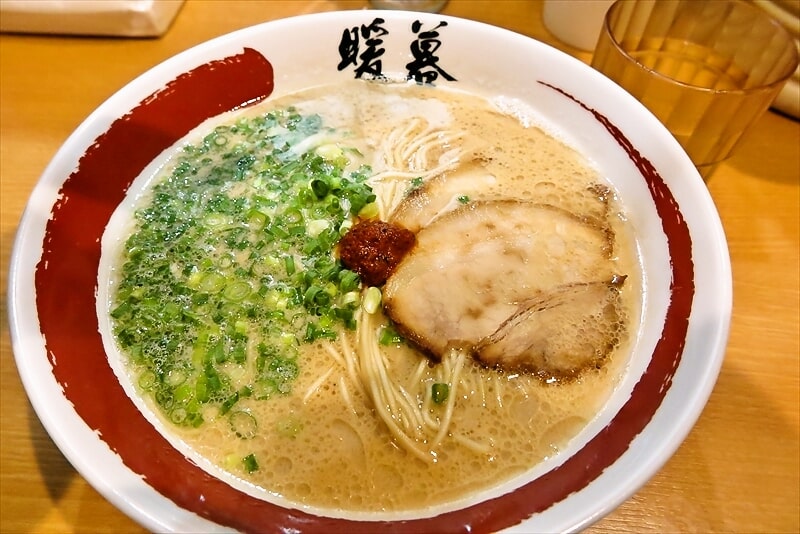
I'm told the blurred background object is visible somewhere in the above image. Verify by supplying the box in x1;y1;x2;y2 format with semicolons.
753;0;800;117
542;0;614;51
369;0;447;11
0;0;185;37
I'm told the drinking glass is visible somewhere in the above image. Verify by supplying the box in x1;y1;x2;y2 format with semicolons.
591;0;799;179
369;0;447;12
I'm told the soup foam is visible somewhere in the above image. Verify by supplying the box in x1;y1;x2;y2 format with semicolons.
101;80;642;518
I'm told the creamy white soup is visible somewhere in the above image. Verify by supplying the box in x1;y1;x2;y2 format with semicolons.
105;80;641;513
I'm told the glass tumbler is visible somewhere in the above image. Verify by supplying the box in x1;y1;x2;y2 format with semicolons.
369;0;447;12
591;0;799;179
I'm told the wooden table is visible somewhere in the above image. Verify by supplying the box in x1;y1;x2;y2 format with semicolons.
1;1;797;532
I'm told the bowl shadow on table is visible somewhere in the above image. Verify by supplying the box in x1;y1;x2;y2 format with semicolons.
26;400;73;500
25;400;145;532
601;360;799;533
711;109;800;186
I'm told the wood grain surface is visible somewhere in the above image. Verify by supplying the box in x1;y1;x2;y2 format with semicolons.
1;1;798;532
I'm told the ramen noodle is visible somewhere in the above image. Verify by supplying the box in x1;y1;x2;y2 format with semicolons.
105;81;642;513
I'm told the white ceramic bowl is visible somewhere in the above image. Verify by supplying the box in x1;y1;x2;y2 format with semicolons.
8;10;731;533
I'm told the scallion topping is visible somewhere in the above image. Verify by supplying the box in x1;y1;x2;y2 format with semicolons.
362;286;382;314
110;108;375;434
432;383;450;404
242;453;259;473
378;325;403;346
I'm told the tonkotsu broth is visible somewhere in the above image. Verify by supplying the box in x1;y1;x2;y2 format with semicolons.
108;81;641;513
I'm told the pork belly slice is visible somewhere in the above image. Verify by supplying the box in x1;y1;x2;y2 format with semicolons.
382;199;615;360
474;277;626;380
389;161;499;233
389;157;615;237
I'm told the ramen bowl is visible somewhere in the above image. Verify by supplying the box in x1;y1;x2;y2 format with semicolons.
8;10;731;533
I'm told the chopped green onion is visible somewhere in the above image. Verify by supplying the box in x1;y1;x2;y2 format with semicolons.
284;208;302;224
284;255;296;275
338;219;353;235
170;407;188;424
362;286;382;314
310;178;329;198
339;290;360;307
138;370;156;390
431;383;450;404
246;209;268;230
166;369;186;387
110;301;131;319
229;410;257;439
276;416;303;438
204;213;228;227
198;272;226;293
110;107;376;444
304;285;331;310
220;386;251;415
358;201;379;219
315;143;344;161
223;281;251;301
306;218;330;237
338;269;360;292
379;325;403;346
242;453;259;473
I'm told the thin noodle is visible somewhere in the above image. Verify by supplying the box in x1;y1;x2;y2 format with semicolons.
408;359;428;390
353;307;479;459
440;352;453;377
452;433;492;455
303;366;335;404
338;375;357;415
432;350;466;447
513;376;530;399
370;170;428;182
386;119;427;168
358;314;431;461
368;330;403;420
356;305;445;458
404;131;465;170
421;394;441;430
402;131;439;166
370;120;469;218
339;329;364;397
323;342;345;367
495;375;504;409
396;385;426;437
476;372;487;407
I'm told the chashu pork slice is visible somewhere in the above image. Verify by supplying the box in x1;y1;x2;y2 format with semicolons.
383;199;615;360
389;161;499;233
473;277;626;380
390;159;616;237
